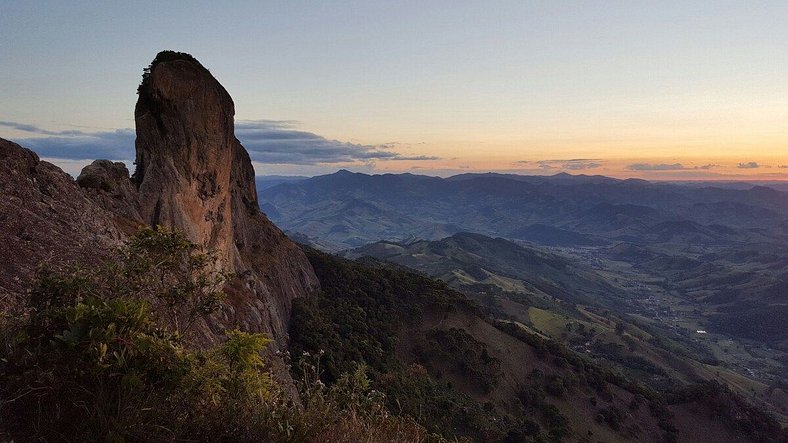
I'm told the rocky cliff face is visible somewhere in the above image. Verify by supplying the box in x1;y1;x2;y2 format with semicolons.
132;51;319;344
0;51;318;347
134;53;237;262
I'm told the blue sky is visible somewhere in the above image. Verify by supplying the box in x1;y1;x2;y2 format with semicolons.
2;1;787;179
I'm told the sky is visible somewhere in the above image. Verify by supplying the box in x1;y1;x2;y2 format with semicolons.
1;1;787;180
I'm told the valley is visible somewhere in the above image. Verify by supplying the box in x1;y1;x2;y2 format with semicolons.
264;171;788;425
1;49;786;442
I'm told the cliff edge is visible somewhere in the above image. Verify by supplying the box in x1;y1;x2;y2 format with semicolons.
132;51;319;343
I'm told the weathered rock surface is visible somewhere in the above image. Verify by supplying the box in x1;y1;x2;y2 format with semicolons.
2;51;318;350
132;51;319;344
0;139;124;311
77;159;143;226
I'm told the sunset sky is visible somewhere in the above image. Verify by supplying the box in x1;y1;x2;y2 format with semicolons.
1;1;787;180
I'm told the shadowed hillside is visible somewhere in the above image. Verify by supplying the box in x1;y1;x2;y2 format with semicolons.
290;247;788;442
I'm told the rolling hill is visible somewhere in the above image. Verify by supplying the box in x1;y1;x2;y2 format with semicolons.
342;233;788;427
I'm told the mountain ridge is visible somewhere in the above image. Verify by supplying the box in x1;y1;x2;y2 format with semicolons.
261;170;788;251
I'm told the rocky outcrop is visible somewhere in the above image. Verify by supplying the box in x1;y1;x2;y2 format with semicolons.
2;51;318;349
0;139;124;311
132;51;319;344
77;159;143;226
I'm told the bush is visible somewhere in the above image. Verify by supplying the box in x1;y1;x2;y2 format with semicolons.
596;406;625;431
545;376;567;398
0;227;436;442
419;328;502;394
291;249;552;442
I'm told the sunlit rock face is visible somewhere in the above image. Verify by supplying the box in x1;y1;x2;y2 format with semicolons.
133;51;319;344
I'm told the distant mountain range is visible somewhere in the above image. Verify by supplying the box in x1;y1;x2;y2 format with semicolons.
260;170;788;250
260;170;788;423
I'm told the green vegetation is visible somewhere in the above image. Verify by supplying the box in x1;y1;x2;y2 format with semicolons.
0;228;433;442
138;50;202;94
289;249;476;382
514;376;571;440
418;328;502;394
666;381;787;443
292;248;788;442
2;228;785;441
293;249;590;441
291;248;510;440
265;172;788;423
494;320;652;400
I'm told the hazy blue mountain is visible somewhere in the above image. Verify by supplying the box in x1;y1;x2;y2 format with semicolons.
260;171;788;250
255;175;308;190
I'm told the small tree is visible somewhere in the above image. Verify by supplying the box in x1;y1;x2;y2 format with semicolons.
123;226;228;336
0;227;263;441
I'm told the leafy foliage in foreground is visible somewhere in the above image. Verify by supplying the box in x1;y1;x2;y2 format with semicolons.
0;227;434;442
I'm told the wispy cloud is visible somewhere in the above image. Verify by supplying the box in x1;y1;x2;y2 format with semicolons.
0;121;136;160
628;163;719;171
628;163;686;171
0;121;96;136
558;161;601;170
737;161;759;169
518;158;602;171
235;120;439;165
0;120;439;165
235;120;438;164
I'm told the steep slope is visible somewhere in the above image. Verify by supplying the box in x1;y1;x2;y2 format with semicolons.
344;233;788;422
290;249;787;442
0;139;124;312
264;170;788;403
132;51;319;343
